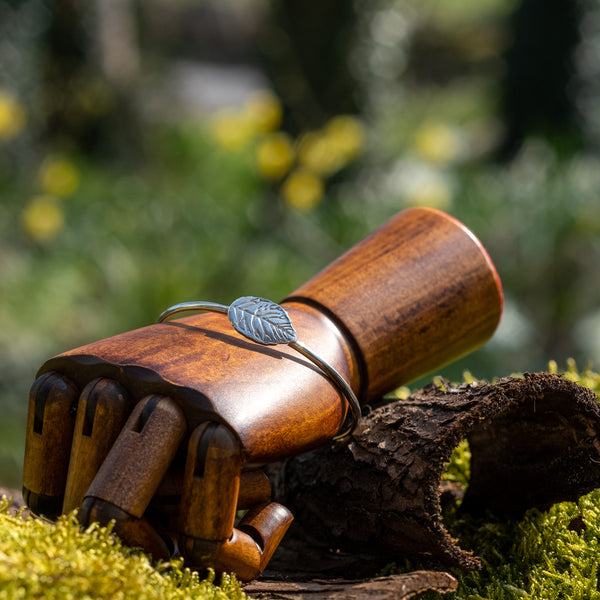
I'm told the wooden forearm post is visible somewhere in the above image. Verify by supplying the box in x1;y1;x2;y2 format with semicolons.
286;207;503;400
22;207;502;582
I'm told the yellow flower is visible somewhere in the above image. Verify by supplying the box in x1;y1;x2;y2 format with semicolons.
298;115;365;176
211;110;254;151
282;169;324;211
22;196;65;242
297;131;340;176
256;132;295;179
244;91;283;134
0;91;26;140
40;158;80;197
413;122;462;164
324;115;366;163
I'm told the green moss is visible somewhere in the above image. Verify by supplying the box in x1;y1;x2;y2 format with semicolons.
0;499;247;599
551;358;600;396
446;489;600;599
429;361;600;599
443;439;472;490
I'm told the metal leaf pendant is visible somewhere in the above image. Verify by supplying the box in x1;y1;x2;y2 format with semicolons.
228;296;297;346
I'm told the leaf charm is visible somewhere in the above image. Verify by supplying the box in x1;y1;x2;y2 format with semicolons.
228;296;297;346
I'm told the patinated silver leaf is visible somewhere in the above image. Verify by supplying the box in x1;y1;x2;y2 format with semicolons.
228;296;297;345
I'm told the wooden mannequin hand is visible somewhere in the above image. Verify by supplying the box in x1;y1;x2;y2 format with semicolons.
22;208;502;581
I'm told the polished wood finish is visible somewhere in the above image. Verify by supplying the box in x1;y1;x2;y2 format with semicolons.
212;528;263;582
177;423;294;580
22;372;79;518
287;207;503;401
238;501;294;565
63;378;132;513
211;503;294;581
179;423;242;541
238;470;272;509
39;304;356;462
23;207;503;581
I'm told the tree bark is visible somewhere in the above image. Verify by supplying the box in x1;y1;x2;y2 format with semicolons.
268;373;600;573
245;571;457;600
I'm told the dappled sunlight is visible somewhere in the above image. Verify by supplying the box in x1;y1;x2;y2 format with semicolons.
1;2;600;555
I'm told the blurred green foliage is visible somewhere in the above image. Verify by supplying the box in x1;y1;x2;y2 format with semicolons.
1;0;600;495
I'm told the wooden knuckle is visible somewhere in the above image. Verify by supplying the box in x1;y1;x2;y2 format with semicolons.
79;494;122;526
63;378;133;513
78;378;133;438
200;423;242;463
237;470;272;509
212;528;262;583
22;371;79;519
180;423;242;541
80;497;171;561
187;422;218;478
237;501;294;571
180;530;272;583
85;395;186;518
130;394;186;436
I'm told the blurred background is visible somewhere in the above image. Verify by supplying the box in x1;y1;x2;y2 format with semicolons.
1;0;600;487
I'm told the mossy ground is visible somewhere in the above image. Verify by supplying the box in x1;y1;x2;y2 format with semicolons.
0;500;247;599
389;360;600;599
2;361;600;599
446;490;600;599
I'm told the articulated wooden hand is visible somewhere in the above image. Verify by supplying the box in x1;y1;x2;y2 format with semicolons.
22;207;502;581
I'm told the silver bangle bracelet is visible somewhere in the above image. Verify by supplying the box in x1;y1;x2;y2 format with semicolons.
157;296;361;443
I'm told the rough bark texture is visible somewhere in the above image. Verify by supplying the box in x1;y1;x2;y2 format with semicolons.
245;571;457;600
268;373;600;573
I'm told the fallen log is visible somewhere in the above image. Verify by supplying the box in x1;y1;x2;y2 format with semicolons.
268;373;600;572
